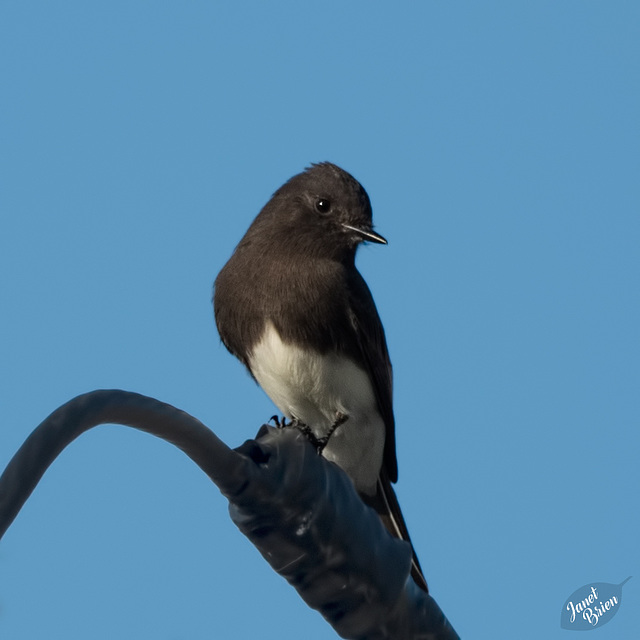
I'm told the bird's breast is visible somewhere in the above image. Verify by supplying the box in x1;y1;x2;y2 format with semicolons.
248;321;385;494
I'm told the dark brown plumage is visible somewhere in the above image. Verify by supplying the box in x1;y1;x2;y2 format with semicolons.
214;162;427;591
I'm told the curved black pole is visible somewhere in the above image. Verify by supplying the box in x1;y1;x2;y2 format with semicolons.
0;389;246;538
0;390;459;639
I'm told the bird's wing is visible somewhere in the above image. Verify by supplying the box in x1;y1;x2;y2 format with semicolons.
346;268;397;483
347;268;429;592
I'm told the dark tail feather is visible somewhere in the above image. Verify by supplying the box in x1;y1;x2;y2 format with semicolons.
362;469;428;592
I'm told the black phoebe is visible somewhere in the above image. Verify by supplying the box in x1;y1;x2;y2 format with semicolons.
213;162;427;591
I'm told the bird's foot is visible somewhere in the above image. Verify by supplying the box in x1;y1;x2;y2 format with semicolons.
269;415;289;428
294;412;349;454
284;418;325;453
271;415;317;442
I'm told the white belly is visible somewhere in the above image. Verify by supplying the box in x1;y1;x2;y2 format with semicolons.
248;322;385;494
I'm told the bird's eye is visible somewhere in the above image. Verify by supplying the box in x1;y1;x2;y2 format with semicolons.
315;198;331;213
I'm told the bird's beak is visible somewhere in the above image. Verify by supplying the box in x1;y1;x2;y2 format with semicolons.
342;224;387;245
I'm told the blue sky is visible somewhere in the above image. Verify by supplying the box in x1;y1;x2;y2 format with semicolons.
1;2;638;638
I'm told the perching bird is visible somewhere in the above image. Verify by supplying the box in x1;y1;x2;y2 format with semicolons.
213;162;427;591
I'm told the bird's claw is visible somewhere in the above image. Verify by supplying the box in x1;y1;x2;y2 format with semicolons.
291;412;349;454
269;415;284;428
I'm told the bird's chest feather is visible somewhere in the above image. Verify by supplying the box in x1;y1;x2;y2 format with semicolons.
248;322;385;493
241;256;356;352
